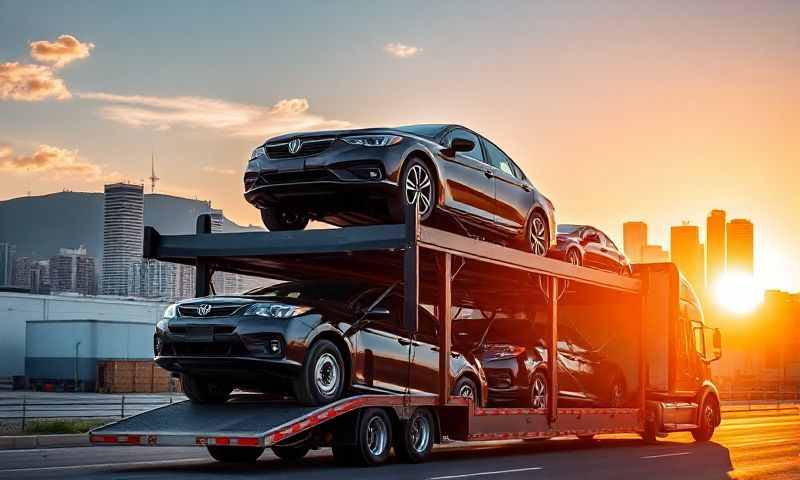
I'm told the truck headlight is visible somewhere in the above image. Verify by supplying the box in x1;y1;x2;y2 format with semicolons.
245;303;312;319
341;135;402;147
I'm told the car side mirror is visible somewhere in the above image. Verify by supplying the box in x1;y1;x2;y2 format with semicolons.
364;307;391;321
450;137;475;152
712;328;722;361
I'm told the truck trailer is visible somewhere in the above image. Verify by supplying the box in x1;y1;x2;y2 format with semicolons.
91;207;722;466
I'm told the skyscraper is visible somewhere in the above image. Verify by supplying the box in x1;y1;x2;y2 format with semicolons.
671;223;705;291
0;242;15;286
623;222;647;263
642;244;670;263
102;183;144;295
727;218;754;274
50;246;97;295
706;209;726;289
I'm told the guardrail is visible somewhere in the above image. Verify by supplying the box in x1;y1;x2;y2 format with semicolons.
0;395;184;431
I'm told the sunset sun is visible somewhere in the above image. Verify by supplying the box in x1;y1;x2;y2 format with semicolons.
713;272;764;315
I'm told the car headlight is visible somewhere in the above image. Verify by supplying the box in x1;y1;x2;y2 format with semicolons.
250;146;266;160
245;303;312;319
341;135;402;147
163;304;177;319
156;319;169;332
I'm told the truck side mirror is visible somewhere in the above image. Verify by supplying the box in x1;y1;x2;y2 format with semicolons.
712;328;722;361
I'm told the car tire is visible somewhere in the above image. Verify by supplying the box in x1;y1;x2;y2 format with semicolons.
351;408;393;466
294;339;345;406
691;398;718;442
527;211;550;256
609;377;626;407
566;248;582;266
271;443;310;461
260;207;309;231
395;408;435;463
529;370;548;410
452;376;481;407
207;445;264;463
394;158;437;223
180;374;232;404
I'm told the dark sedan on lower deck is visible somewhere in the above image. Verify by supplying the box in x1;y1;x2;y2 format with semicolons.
244;124;556;255
154;280;483;405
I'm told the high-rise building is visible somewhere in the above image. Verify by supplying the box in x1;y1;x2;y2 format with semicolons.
671;223;705;291
623;222;647;263
706;209;726;289
175;263;196;300
0;242;16;286
128;259;176;300
49;246;97;295
30;260;50;294
727;218;754;274
642;244;670;263
102;183;144;295
13;256;35;287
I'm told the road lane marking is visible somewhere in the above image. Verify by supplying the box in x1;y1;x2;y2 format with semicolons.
428;466;543;479
0;457;208;473
640;452;693;459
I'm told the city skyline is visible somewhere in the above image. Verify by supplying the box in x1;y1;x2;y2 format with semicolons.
1;1;798;293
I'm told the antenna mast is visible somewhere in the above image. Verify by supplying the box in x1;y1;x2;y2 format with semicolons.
148;151;160;193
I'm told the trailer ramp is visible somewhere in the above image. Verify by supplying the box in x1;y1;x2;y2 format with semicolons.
90;393;428;448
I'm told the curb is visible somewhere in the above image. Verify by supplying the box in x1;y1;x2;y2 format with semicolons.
0;433;89;450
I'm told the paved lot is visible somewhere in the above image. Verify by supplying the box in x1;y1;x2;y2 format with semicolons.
0;410;797;479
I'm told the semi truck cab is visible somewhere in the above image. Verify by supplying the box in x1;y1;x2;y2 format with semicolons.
638;263;723;442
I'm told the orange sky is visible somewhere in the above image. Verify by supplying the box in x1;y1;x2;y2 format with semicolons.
1;2;798;292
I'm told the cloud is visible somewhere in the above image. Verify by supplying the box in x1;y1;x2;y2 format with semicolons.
0;144;100;176
78;92;351;137
383;43;422;58
30;34;95;68
201;165;237;175
0;62;71;101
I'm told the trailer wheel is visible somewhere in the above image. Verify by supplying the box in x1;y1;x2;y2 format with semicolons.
180;374;231;404
207;445;264;463
395;408;434;463
272;443;310;461
351;408;393;466
691;399;718;442
294;339;345;405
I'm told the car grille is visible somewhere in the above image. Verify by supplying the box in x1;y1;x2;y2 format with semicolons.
168;325;236;335
261;170;338;184
171;342;245;356
178;304;244;317
266;138;335;159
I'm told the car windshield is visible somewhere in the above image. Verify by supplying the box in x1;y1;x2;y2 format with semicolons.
394;124;448;139
246;280;369;303
557;224;583;234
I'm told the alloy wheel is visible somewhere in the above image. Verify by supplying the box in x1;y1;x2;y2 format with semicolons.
567;250;581;266
409;414;431;454
313;353;339;396
531;374;548;409
366;415;389;457
458;384;475;400
529;216;548;255
405;164;433;217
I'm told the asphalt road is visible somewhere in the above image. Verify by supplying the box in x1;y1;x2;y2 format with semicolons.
0;411;797;480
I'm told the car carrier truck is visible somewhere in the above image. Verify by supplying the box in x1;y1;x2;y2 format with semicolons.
90;207;722;467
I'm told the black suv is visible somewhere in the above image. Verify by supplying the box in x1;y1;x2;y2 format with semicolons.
244;124;556;255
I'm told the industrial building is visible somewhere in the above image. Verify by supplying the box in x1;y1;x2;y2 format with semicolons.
0;291;167;391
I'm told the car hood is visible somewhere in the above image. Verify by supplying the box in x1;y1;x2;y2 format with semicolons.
264;127;418;144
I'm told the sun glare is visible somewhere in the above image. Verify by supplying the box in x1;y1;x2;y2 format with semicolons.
713;272;764;315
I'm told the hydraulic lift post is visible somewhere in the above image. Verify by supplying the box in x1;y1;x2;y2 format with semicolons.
195;214;213;297
547;275;558;423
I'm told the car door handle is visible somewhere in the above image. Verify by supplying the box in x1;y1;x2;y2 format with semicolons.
484;169;494;178
600;248;608;253
398;338;412;346
521;184;530;192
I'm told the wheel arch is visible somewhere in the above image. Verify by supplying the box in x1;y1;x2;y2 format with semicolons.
453;370;485;406
526;203;556;250
400;148;445;204
697;384;722;426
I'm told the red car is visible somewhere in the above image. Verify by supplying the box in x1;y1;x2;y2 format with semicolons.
548;224;632;275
